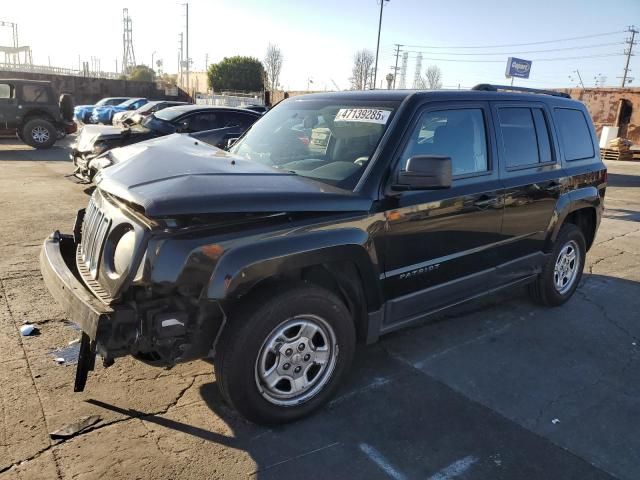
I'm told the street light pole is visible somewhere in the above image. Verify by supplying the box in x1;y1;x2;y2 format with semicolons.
373;0;388;90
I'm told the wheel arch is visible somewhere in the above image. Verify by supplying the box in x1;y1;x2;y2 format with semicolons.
205;230;383;343
547;187;601;252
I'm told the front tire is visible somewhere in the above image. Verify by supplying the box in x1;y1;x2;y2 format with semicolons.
22;119;56;149
215;283;355;424
529;223;586;306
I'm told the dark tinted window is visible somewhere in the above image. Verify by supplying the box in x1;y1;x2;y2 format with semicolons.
0;83;12;99
181;112;224;132
224;112;257;129
554;108;594;161
21;84;50;103
401;108;488;175
498;108;539;167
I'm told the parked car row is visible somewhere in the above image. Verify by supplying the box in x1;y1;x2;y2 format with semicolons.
71;105;262;181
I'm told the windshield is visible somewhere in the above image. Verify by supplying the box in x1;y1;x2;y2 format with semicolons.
119;98;142;108
138;101;162;113
95;98;110;107
229;99;399;189
153;106;187;121
142;112;176;134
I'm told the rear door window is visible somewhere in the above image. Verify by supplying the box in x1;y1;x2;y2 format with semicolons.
21;84;50;103
498;107;554;168
554;108;595;161
181;112;224;132
224;112;257;129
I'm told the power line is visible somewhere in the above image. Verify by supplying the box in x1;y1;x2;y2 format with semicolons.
402;42;623;56
400;52;621;63
403;30;624;50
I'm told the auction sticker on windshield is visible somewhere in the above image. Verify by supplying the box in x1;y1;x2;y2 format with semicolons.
334;108;391;124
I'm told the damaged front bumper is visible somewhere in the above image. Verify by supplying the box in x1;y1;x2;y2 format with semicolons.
39;231;135;391
70;150;95;182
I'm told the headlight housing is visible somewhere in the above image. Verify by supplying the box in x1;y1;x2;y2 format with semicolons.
105;225;136;277
88;154;113;171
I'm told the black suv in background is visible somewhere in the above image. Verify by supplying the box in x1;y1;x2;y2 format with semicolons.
41;85;606;424
0;79;76;148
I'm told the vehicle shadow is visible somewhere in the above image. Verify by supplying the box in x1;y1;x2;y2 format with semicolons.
0;138;73;161
86;273;639;479
607;172;640;188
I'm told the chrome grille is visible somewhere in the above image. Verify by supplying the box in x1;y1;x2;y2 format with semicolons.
79;196;111;278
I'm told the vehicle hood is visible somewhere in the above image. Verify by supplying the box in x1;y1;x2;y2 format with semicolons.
75;124;148;152
95;133;371;218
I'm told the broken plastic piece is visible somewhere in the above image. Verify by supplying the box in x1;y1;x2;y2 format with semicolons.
54;357;65;364
19;324;36;336
50;415;101;440
551;418;560;424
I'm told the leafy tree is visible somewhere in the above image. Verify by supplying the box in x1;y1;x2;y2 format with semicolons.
207;56;265;92
160;73;178;84
127;65;156;82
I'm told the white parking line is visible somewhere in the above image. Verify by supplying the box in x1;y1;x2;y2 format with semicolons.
427;455;478;480
359;443;407;480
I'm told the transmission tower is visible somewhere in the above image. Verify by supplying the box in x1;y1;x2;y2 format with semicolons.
121;8;136;75
412;53;423;89
398;52;408;89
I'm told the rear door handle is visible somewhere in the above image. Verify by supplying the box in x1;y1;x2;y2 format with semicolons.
473;194;500;208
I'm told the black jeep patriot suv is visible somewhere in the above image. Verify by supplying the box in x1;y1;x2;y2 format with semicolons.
40;85;606;424
0;79;75;148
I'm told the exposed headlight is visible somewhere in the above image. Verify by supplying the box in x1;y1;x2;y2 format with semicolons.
113;228;136;275
88;154;113;171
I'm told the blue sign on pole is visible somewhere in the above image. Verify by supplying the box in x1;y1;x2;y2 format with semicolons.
505;57;532;79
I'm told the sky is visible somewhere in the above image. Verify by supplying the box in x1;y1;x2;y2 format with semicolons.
1;0;639;91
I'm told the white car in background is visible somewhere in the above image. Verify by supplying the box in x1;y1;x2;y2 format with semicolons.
112;100;189;128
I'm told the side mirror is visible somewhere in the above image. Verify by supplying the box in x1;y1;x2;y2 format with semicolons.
226;137;239;149
394;155;452;190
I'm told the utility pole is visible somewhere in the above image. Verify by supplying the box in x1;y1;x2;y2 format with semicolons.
621;25;638;87
373;0;389;90
184;3;190;94
205;53;208;72
392;44;402;89
178;32;184;88
575;69;585;89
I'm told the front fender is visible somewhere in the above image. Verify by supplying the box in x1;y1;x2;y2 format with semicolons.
205;228;383;310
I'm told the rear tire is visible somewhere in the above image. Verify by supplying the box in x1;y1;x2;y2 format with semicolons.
529;223;586;306
22;119;56;149
214;282;355;424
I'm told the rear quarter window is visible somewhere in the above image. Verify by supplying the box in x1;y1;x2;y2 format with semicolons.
554;108;595;161
21;84;50;103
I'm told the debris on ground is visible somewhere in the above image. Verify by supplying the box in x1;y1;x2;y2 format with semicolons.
50;342;81;365
19;324;38;336
551;418;560;424
50;415;101;440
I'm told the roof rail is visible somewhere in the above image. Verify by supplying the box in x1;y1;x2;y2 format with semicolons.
471;83;571;99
